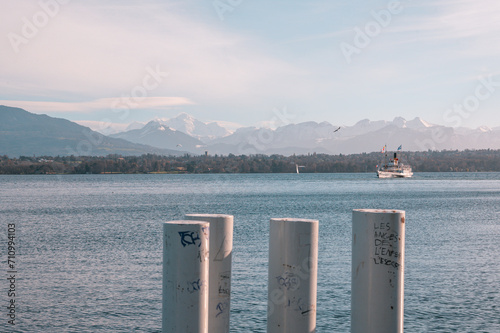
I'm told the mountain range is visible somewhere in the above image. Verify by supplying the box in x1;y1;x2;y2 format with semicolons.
0;105;184;157
2;105;500;157
110;119;206;152
110;112;500;155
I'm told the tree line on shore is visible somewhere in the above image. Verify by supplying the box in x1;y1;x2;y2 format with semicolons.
1;149;500;175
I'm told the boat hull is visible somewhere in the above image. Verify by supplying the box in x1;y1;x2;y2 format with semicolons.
377;170;413;178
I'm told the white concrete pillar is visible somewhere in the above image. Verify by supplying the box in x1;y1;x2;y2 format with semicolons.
267;218;319;333
162;220;210;333
351;209;406;333
185;214;233;333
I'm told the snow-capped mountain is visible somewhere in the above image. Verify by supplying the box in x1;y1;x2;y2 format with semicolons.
125;121;146;131
404;117;435;129
69;112;500;155
109;114;500;155
110;120;205;152
6;104;499;157
210;121;340;154
201;116;500;155
109;112;235;153
339;119;389;137
155;112;231;141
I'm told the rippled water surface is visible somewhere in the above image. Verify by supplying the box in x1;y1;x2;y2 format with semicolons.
1;172;499;332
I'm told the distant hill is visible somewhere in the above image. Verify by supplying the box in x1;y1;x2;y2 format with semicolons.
0;105;185;157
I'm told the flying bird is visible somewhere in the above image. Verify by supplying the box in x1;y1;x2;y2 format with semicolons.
333;127;341;133
176;144;182;147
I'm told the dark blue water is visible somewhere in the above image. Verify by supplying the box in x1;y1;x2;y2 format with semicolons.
1;173;499;332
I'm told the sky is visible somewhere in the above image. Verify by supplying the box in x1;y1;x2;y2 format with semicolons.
1;0;500;132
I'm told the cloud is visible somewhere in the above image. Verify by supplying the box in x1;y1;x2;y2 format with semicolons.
0;1;301;104
385;0;500;49
0;97;194;113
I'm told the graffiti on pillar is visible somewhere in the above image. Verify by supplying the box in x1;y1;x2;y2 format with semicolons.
372;220;401;270
218;271;231;296
285;296;315;316
215;301;229;318
275;271;300;291
186;278;206;293
178;231;201;247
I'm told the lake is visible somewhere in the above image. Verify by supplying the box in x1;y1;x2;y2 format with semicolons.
1;172;499;332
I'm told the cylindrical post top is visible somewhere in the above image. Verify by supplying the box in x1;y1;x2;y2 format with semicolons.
353;209;405;214
185;214;232;219
164;220;210;225
270;218;318;224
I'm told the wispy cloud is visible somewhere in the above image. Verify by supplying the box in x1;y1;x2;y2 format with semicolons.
0;1;301;105
385;0;500;48
0;97;194;113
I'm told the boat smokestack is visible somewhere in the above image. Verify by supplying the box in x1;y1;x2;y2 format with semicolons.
394;152;397;159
